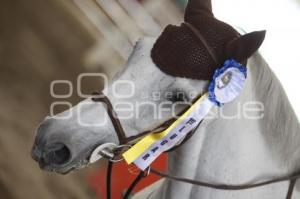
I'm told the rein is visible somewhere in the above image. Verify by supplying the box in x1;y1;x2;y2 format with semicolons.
91;23;299;199
91;90;300;199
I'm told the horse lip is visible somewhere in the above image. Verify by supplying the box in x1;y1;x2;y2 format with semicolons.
38;156;90;174
54;167;75;175
31;149;40;162
31;144;43;162
52;159;90;175
38;162;75;174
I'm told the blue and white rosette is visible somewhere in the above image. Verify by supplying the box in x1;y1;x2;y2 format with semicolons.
208;59;247;106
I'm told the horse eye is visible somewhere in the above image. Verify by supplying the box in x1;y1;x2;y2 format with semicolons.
167;92;187;102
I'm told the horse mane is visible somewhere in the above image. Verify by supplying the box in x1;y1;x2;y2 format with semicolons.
249;53;300;170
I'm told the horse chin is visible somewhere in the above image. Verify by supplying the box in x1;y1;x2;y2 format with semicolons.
40;158;90;175
54;167;75;175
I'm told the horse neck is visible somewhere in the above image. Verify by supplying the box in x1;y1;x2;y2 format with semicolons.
159;53;300;198
247;53;300;171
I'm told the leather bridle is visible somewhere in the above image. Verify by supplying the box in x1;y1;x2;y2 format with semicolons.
91;23;299;199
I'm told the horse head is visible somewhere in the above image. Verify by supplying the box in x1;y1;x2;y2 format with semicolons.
31;0;266;175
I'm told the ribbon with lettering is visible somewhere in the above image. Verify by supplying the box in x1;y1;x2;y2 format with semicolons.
122;59;247;170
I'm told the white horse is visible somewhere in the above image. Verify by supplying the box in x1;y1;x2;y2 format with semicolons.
32;0;300;198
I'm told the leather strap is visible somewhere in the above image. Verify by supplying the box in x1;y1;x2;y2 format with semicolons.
92;91;127;144
123;170;146;199
150;168;298;198
106;161;113;199
92;91;203;146
286;179;296;199
183;22;221;66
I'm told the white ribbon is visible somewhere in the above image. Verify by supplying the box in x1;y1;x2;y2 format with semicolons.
133;97;213;170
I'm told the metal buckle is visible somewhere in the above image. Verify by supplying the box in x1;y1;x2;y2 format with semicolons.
89;143;131;163
108;144;132;163
89;143;117;163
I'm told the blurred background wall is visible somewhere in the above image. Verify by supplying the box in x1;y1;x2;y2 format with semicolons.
0;0;183;198
0;0;299;199
0;0;99;198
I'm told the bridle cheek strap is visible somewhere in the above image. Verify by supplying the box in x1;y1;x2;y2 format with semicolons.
92;91;177;145
92;91;127;145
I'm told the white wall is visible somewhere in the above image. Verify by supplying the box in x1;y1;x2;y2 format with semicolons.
213;0;300;119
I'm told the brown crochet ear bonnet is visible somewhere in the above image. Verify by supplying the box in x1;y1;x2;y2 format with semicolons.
151;0;242;80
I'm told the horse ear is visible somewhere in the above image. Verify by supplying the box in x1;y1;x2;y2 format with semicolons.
225;31;266;63
184;0;214;22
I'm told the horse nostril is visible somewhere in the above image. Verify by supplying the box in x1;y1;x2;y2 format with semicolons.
44;143;71;165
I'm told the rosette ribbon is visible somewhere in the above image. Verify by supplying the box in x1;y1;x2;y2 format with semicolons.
122;59;247;170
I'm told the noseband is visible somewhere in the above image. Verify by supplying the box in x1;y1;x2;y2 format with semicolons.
91;23;299;199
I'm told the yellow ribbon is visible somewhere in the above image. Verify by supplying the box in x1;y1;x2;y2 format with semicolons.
122;94;208;164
